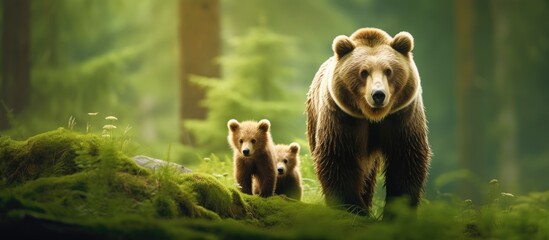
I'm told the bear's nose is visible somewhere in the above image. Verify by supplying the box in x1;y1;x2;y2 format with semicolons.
372;90;386;106
242;149;250;156
277;167;284;175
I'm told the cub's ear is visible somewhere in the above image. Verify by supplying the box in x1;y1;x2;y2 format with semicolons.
227;119;240;132
258;119;271;132
391;31;414;54
289;142;300;154
332;35;355;59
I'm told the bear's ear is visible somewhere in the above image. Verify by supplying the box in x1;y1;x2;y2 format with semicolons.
332;35;355;59
391;31;414;55
258;119;270;132
289;142;300;154
227;119;240;132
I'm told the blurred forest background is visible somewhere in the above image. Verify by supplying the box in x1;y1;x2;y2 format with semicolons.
1;0;548;201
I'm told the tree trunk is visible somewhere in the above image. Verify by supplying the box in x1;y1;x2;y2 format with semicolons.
455;0;481;200
178;0;220;145
491;0;519;193
1;0;31;129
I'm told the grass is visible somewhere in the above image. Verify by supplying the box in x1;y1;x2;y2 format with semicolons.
1;128;548;239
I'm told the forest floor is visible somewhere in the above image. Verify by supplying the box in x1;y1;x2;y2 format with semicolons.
1;128;548;239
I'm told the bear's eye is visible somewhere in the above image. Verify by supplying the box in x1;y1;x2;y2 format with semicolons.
360;70;369;79
239;139;243;144
251;139;257;144
283;159;288;164
384;68;392;77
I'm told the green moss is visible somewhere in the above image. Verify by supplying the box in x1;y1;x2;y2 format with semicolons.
178;173;248;219
2;129;549;239
0;193;47;220
244;194;372;239
1;128;80;184
153;178;220;220
4;171;140;218
0;128;148;186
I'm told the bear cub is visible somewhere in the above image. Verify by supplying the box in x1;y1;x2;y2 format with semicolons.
227;119;277;197
273;142;303;201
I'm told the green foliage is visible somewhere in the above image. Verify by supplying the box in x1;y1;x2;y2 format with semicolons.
185;26;304;156
3;0;180;159
298;154;322;204
191;154;235;187
1;129;549;239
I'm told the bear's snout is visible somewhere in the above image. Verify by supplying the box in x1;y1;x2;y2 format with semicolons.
277;162;286;175
242;148;250;156
372;90;386;106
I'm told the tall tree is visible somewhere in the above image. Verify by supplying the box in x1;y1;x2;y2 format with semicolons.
491;0;519;192
184;26;302;156
178;0;220;145
1;0;31;129
455;0;483;200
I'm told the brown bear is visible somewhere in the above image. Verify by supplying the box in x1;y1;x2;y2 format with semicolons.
228;119;277;197
273;142;303;200
305;28;431;215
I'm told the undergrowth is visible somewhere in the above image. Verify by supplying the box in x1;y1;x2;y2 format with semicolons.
1;128;548;239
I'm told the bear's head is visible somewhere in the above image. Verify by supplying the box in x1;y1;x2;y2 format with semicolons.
227;119;271;157
275;143;300;176
328;28;421;121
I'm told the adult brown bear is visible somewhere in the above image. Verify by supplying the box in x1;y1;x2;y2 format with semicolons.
306;28;431;216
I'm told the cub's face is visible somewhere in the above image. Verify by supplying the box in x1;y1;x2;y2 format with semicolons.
227;119;270;157
329;28;419;122
275;143;300;176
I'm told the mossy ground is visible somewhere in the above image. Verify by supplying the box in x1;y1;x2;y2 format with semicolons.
1;129;548;239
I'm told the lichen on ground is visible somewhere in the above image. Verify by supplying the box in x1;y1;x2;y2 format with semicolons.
1;129;549;239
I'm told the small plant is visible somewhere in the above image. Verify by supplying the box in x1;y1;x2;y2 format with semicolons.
120;124;133;152
102;115;118;138
68;115;76;130
489;178;500;202
102;124;116;138
86;112;98;133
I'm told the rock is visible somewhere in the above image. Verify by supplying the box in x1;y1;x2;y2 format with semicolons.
132;155;192;173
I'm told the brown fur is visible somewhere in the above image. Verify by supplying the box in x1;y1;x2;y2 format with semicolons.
272;143;303;200
306;28;431;215
252;143;303;200
228;119;277;197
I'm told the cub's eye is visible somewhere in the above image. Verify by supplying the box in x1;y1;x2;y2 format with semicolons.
283;159;288;164
384;68;392;77
360;70;369;79
251;139;257;144
239;139;243;144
